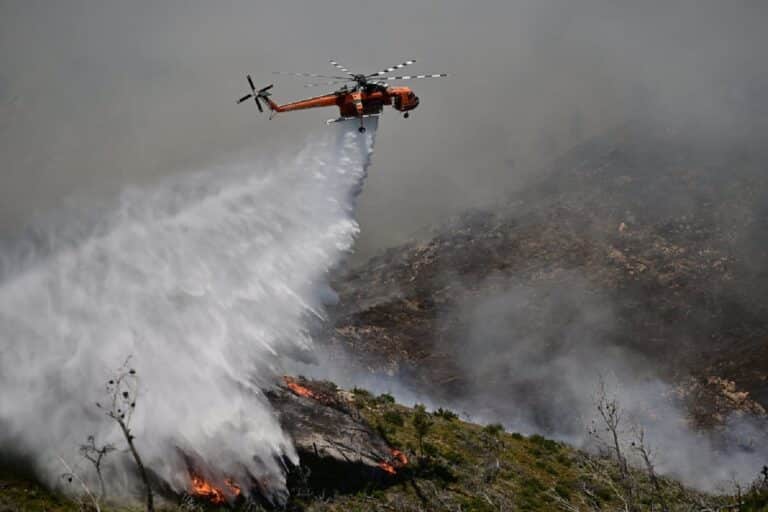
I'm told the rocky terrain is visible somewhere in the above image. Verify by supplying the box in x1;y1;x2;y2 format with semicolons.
328;119;768;430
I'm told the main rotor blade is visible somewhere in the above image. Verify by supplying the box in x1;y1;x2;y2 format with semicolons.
304;79;351;88
247;75;256;92
329;59;354;76
237;94;253;103
273;71;349;80
259;84;274;93
376;73;448;81
254;97;264;112
367;59;416;77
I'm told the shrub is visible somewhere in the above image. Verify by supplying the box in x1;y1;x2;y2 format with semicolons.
377;393;395;404
443;449;466;465
434;407;459;420
530;434;560;452
554;482;572;500
520;476;545;496
352;387;372;398
423;442;439;458
483;423;505;437
382;410;404;427
412;404;433;458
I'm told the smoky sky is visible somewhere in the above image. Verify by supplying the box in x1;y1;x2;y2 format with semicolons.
1;0;766;258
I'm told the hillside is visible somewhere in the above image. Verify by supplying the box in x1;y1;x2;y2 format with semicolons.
3;380;763;511
4;119;768;510
328;119;768;430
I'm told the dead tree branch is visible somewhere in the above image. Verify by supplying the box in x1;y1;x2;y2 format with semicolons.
97;357;154;512
631;426;669;512
79;435;115;500
58;455;101;512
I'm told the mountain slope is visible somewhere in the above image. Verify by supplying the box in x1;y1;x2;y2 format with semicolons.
329;120;768;429
0;384;749;511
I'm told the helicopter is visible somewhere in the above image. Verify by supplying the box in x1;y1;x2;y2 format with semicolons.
237;58;447;132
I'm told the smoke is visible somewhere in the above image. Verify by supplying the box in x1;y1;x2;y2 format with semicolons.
446;273;768;490
0;118;377;500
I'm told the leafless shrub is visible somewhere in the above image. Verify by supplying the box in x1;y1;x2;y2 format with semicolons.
578;454;634;512
630;426;668;512
58;455;101;512
96;357;154;512
79;435;115;501
588;377;637;511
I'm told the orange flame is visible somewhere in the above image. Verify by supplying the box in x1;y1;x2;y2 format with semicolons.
391;449;409;466
190;474;226;504
378;448;409;475
378;461;397;475
189;473;241;504
283;376;322;400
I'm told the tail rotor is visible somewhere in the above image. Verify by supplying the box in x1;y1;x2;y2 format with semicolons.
237;75;274;113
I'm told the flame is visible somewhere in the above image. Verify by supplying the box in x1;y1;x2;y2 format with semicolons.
378;461;397;475
190;474;226;504
378;448;409;476
391;449;409;466
283;376;321;400
189;473;241;504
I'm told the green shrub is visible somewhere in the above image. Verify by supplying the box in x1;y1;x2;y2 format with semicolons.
530;434;559;452
460;496;497;512
352;387;372;398
534;460;560;476
443;449;466;465
375;421;391;440
423;441;439;458
382;410;404;427
593;484;614;503
377;393;395;404
483;423;505;436
554;482;572;500
413;404;433;457
520;476;545;497
434;407;459;420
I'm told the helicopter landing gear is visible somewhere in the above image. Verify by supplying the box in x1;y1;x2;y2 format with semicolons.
403;112;410;119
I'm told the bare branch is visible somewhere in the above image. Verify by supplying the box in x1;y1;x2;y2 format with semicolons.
101;357;154;512
630;426;669;512
79;435;115;500
58;455;101;512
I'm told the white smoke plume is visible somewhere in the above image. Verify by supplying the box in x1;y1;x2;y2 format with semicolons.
446;274;768;490
0;118;377;501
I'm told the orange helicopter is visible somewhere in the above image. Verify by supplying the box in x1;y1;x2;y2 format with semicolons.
237;59;447;132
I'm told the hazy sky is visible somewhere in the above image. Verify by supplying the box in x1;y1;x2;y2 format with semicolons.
1;0;766;257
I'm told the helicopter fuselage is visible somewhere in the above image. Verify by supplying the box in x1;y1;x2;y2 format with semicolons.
265;86;419;118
